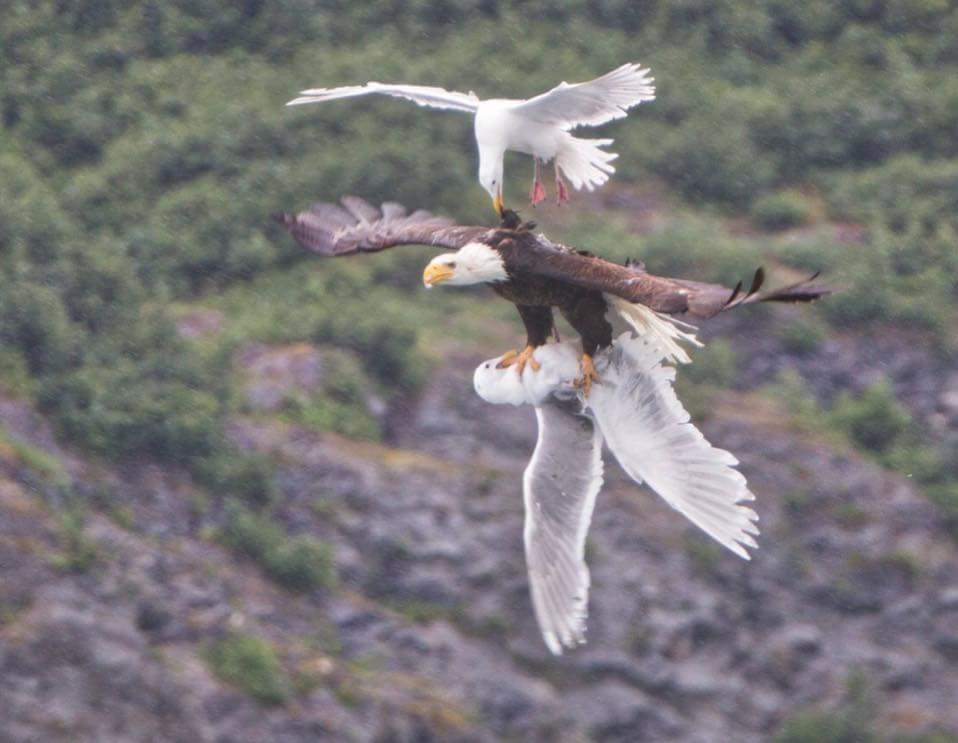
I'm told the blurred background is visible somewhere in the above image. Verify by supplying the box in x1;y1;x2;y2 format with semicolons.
1;1;957;740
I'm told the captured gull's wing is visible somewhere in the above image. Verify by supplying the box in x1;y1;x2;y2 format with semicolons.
523;397;604;654
588;335;759;559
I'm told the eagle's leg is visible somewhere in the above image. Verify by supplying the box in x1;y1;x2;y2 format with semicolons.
496;305;553;375
574;354;599;397
530;158;546;207
555;165;570;204
559;294;613;397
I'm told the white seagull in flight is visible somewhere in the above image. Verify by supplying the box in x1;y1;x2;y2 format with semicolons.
286;63;655;217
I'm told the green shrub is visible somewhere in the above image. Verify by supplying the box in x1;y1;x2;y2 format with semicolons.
778;317;827;356
220;503;336;592
828;380;912;456
684;339;739;388
206;633;290;705
752;191;815;231
775;674;874;743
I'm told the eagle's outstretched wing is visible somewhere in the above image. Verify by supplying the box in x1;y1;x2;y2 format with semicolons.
509;240;830;318
287;82;480;114
510;63;655;130
273;197;488;256
523;397;604;655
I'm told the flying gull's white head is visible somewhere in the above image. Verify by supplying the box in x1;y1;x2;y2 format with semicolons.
422;242;508;287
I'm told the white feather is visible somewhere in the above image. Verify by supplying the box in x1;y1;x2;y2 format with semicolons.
604;295;703;365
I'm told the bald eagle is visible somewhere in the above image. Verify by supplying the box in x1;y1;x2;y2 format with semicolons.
274;197;831;654
274;197;828;394
286;63;655;217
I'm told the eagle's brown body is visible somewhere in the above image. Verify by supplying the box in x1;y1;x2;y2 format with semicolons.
274;198;829;362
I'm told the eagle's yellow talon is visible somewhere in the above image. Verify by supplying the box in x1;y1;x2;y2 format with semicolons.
497;345;540;375
574;353;599;397
496;349;519;368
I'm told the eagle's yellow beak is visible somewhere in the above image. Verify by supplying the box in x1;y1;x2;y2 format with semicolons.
493;192;505;218
423;262;454;288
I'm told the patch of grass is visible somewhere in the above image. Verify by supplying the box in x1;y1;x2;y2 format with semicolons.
829;380;912;456
752;190;815;231
49;509;100;573
205;632;291;705
684;339;739;388
0;426;68;485
219;503;336;592
775;673;874;743
778;316;828;356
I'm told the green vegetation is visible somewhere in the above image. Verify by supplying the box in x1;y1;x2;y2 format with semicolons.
219;503;336;592
2;2;958;568
50;509;100;574
751;190;815;231
205;632;291;705
775;673;957;743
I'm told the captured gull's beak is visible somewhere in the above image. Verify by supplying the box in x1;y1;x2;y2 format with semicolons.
423;262;454;288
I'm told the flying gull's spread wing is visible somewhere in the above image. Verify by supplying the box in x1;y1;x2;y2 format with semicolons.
287;82;480;114
511;63;655;130
273;197;487;255
524;397;604;655
588;335;759;559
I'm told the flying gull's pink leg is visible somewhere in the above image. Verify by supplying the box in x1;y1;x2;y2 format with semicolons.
530;158;546;206
555;165;570;205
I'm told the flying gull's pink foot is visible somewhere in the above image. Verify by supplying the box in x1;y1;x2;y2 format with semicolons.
555;168;570;204
530;158;546;206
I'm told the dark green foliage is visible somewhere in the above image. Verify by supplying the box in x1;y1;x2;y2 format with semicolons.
220;503;336;592
778;317;827;356
829;381;912;456
205;633;290;705
752;191;814;231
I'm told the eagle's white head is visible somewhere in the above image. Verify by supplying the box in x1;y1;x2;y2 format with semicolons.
422;242;508;287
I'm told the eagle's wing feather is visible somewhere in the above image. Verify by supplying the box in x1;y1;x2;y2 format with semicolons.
588;336;759;559
287;82;480;114
274;198;487;255
511;63;655;130
511;242;829;317
524;397;604;655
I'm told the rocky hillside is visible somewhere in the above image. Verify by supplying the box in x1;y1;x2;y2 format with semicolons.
2;292;956;742
3;2;958;740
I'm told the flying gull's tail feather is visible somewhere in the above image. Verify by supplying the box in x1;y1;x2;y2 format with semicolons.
556;136;618;191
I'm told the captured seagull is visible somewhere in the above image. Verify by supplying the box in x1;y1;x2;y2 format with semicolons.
286;63;655;218
474;336;758;654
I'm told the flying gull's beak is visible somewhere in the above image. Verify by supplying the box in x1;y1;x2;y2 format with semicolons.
493;192;505;218
423;262;454;288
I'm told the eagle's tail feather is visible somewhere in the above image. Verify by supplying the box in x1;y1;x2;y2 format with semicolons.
604;295;702;365
556;137;618;192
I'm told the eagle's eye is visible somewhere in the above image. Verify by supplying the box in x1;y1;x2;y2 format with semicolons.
447;261;456;269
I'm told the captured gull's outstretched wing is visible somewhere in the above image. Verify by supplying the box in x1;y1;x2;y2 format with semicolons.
588;335;759;559
523;398;604;655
